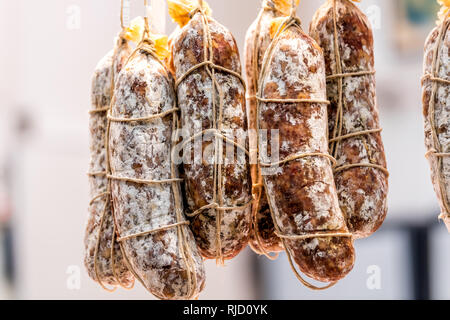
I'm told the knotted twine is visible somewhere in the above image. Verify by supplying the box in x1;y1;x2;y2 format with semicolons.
87;0;134;292
105;6;200;300
423;13;450;222
328;0;389;177
255;0;352;290
174;0;252;266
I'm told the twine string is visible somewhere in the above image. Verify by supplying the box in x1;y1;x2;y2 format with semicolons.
422;74;450;85
120;0;124;29
255;9;343;291
328;0;388;177
89;106;110;114
425;13;450;219
117;221;190;242
276;231;352;241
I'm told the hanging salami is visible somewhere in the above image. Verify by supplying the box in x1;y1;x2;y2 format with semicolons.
422;2;450;232
107;17;205;300
168;0;252;264
257;6;355;286
85;27;134;291
310;0;389;239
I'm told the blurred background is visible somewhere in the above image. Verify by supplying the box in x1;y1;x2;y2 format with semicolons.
0;0;448;300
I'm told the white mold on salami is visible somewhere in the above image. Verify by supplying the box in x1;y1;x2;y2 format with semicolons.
85;36;134;289
258;21;355;282
109;47;205;299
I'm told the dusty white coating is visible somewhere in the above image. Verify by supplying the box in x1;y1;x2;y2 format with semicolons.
109;49;205;299
84;37;134;288
259;25;346;235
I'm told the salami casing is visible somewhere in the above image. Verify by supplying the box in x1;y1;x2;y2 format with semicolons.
258;15;355;283
166;26;181;77
108;33;205;299
422;11;450;232
85;34;134;290
310;0;389;239
169;0;252;263
243;0;291;257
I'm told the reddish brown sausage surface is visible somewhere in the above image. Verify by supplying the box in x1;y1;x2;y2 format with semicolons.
310;0;388;239
108;42;205;300
171;11;252;261
258;20;355;282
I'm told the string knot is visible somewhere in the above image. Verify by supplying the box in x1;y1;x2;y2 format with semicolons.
118;29;128;42
189;7;205;19
262;0;276;12
137;38;157;56
189;0;207;18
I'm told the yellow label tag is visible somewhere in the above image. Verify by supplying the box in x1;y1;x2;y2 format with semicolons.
438;0;450;24
167;0;212;28
270;0;300;16
124;16;169;61
269;17;288;39
124;16;145;43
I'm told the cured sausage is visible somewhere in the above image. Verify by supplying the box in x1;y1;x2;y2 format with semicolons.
310;0;389;238
258;13;355;284
85;33;134;290
168;0;252;263
108;24;205;299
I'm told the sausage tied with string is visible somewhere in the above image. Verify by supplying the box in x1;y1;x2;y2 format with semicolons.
310;0;389;239
169;1;252;262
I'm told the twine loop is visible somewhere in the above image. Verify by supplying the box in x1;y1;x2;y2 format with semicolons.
117;221;190;242
186;200;253;218
188;0;207;18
